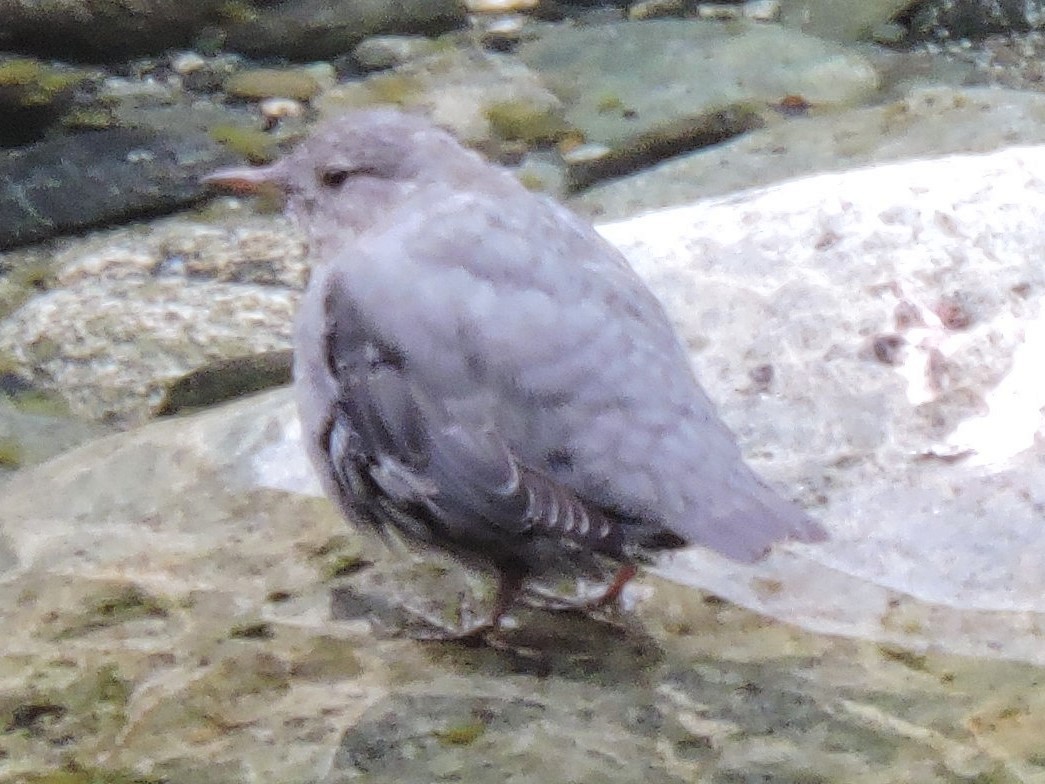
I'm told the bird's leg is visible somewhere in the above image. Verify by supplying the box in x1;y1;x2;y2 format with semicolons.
406;568;524;642
523;563;638;612
590;563;638;607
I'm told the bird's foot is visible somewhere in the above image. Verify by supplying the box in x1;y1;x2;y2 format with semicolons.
523;564;638;613
392;594;499;643
395;570;525;644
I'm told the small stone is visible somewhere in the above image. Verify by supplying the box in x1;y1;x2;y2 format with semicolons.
696;3;742;21
226;68;322;102
743;0;781;22
464;0;538;12
260;97;304;123
352;35;439;72
479;15;530;51
628;0;686;21
171;52;206;75
560;142;612;165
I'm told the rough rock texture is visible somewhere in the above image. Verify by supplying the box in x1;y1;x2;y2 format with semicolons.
2;390;1045;783
594;146;1045;658
0;216;306;422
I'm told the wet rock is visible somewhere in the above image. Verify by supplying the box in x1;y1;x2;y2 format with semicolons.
575;85;1045;220
315;49;561;155
0;127;239;249
907;0;1045;40
225;67;326;102
2;380;1045;781
0;57;90;146
0;0;226;62
155;349;293;415
352;35;441;71
518;18;879;186
0;394;109;475
220;0;467;60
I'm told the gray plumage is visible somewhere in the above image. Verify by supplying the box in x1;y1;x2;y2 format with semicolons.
205;109;825;624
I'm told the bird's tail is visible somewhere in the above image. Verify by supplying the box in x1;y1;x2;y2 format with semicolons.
678;465;827;563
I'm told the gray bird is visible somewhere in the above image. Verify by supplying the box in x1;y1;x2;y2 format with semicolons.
205;108;826;636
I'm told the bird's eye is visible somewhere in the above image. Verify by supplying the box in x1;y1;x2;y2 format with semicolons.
319;168;351;188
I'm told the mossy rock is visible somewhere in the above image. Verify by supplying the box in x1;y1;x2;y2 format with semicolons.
0;436;24;469
208;123;280;164
0;58;89;146
484;101;568;145
364;72;424;106
53;583;169;639
154;350;292;415
225;68;321;102
0;59;86;107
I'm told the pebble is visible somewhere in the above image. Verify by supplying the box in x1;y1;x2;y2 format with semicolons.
260;97;304;123
464;0;537;13
171;52;206;76
352;35;439;71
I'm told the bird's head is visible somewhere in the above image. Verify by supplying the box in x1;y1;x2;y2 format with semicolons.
203;109;485;257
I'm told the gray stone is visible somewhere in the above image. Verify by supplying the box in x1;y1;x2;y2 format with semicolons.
0;128;239;249
315;49;562;154
778;0;916;41
352;35;441;71
574;85;1045;221
517;18;879;186
220;0;466;60
0;0;225;61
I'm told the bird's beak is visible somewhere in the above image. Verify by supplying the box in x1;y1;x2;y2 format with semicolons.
201;162;287;195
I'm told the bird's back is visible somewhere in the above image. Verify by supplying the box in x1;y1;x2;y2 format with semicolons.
295;175;824;565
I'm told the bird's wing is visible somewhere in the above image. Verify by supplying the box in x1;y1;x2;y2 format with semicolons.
307;187;823;562
302;274;637;561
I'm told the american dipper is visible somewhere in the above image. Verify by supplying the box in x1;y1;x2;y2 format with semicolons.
205;109;826;636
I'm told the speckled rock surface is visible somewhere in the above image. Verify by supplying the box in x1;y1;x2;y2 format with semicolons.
595;146;1045;660
0;215;306;423
1;382;1044;783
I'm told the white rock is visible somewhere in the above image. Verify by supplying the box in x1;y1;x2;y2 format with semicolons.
597;146;1045;662
464;0;537;12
